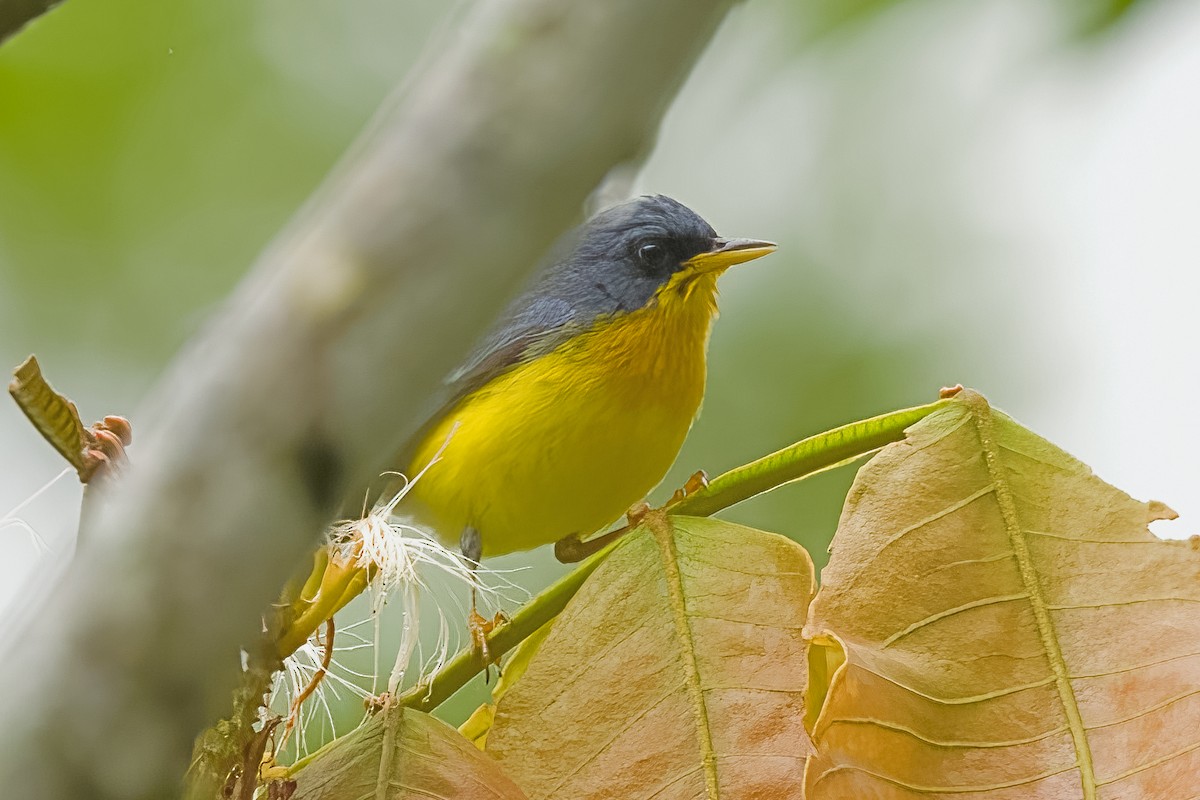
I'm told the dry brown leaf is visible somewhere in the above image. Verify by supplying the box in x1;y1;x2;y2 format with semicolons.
486;514;815;800
803;390;1200;799
9;354;134;482
9;354;88;472
289;706;527;800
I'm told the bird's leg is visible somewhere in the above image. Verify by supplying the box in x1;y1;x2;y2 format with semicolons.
460;527;503;672
553;499;651;563
554;471;711;564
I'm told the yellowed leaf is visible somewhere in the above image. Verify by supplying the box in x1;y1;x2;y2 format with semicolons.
803;390;1200;799
459;702;496;750
289;706;526;799
486;514;815;799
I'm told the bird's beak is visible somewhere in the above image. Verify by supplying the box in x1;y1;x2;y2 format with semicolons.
683;238;778;275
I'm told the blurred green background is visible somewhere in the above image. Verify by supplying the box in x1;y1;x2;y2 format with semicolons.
3;0;1197;751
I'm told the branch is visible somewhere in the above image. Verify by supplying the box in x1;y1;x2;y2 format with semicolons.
0;0;62;45
0;1;736;797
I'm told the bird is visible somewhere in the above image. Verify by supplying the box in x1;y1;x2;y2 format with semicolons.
396;194;775;574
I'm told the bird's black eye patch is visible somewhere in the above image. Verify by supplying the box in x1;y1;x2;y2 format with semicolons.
636;241;671;271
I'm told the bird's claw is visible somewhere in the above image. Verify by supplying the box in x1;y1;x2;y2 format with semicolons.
554;470;711;564
470;608;508;679
667;469;709;506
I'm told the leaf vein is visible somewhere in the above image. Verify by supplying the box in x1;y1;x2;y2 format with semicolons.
966;395;1098;798
1096;738;1200;786
884;593;1029;647
852;661;1056;705
651;514;719;800
1026;529;1152;544
1073;648;1200;680
877;483;996;555
807;761;1077;794
685;611;805;630
825;716;1068;749
1049;596;1200;611
1085;686;1200;732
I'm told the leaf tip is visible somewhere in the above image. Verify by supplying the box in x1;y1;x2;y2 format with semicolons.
1147;499;1179;522
9;354;40;393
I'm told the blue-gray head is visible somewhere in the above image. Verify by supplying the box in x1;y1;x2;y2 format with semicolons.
449;195;775;388
533;194;775;317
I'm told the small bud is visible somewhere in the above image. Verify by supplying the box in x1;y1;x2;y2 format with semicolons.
939;384;964;399
100;415;133;445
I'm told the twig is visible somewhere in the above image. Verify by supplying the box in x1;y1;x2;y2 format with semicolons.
277;618;336;757
9;355;134;485
395;541;615;713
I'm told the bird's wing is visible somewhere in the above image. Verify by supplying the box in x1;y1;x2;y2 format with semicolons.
444;295;579;397
349;296;582;517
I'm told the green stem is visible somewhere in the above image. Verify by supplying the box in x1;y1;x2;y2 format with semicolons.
397;541;616;713
674;397;955;517
399;395;954;712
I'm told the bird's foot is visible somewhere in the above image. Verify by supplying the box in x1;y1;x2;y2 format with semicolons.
554;471;711;564
470;608;508;681
667;469;709;507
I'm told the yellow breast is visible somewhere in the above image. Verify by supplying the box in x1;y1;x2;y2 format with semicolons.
405;273;720;556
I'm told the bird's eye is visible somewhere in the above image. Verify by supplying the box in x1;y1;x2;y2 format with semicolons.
637;242;669;269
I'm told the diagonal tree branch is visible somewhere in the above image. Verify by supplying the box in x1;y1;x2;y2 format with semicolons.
0;0;63;45
0;0;737;797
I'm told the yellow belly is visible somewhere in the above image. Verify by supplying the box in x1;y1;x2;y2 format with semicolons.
405;282;716;557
